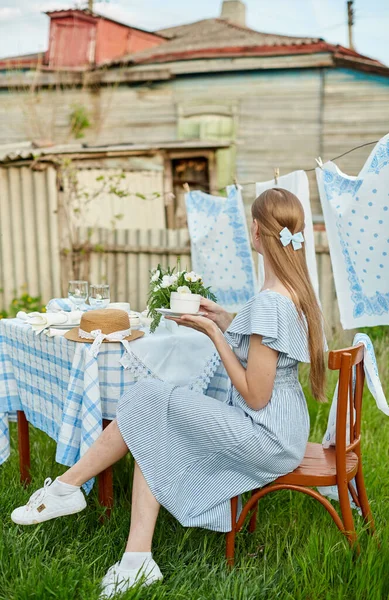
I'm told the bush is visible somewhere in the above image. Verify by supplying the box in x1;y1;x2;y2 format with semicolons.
0;292;45;319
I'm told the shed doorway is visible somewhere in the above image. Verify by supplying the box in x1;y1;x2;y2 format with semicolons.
170;156;210;228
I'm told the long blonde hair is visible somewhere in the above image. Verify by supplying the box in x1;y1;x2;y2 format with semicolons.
252;188;326;403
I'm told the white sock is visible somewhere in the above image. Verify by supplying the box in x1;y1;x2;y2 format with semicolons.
120;552;152;571
50;477;80;496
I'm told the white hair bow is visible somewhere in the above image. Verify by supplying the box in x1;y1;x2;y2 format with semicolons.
279;227;304;251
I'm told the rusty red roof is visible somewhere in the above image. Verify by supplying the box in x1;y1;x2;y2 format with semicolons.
0;52;42;70
107;17;386;72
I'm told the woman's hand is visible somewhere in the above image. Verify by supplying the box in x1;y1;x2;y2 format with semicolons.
166;314;219;340
198;298;234;333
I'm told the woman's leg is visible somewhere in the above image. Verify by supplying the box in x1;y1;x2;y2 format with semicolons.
125;462;161;552
100;463;162;595
59;420;128;487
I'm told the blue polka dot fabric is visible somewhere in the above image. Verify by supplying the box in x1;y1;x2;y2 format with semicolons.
185;186;257;312
316;135;389;329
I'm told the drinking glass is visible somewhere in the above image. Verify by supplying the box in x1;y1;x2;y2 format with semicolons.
68;280;88;310
89;284;110;309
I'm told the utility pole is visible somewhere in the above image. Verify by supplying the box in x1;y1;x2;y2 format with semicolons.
88;0;93;11
347;0;355;50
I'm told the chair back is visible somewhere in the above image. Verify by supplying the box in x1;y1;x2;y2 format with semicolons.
328;343;365;474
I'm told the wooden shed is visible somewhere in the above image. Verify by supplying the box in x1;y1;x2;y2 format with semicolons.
0;2;388;225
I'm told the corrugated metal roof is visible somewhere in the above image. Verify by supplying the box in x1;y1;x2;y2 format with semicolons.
109;18;321;66
0;140;231;164
158;18;319;45
103;17;385;72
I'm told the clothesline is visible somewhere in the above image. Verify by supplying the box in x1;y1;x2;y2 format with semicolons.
179;139;379;197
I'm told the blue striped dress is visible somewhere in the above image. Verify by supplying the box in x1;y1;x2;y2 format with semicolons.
116;290;311;532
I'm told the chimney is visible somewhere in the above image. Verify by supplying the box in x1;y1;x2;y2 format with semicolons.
220;0;246;27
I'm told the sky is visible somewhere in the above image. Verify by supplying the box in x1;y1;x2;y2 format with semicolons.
0;0;388;65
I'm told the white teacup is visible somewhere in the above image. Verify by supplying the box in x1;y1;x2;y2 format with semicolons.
107;302;130;312
170;292;201;314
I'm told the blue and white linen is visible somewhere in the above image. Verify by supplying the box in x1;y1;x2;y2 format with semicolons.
256;171;319;295
316;135;389;329
0;319;228;492
46;298;92;312
318;333;389;506
185;185;257;313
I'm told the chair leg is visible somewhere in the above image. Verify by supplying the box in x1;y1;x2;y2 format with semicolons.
98;419;114;519
338;480;358;548
17;411;31;486
226;496;238;568
249;490;258;533
354;460;375;534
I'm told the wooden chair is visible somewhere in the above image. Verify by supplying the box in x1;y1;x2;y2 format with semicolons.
17;413;114;516
226;343;375;566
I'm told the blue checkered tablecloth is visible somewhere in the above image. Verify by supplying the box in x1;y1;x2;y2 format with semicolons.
0;319;229;492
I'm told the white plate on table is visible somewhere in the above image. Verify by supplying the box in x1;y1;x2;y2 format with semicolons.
156;308;206;318
51;323;80;330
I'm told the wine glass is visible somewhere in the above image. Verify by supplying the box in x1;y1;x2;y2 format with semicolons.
89;284;110;309
68;280;88;310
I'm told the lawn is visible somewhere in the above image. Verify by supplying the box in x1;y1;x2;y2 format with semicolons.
1;332;389;600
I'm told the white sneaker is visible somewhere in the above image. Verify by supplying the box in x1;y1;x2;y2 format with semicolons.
11;477;86;525
100;558;163;598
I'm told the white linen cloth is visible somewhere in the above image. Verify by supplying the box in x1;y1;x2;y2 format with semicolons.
256;171;319;295
185;185;257;313
121;319;220;393
316;134;389;329
16;310;83;335
318;333;389;506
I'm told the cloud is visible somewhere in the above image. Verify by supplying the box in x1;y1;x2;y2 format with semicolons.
0;7;22;21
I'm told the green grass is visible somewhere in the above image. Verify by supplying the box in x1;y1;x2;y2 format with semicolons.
1;333;389;600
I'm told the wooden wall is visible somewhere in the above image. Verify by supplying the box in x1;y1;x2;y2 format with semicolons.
1;67;389;219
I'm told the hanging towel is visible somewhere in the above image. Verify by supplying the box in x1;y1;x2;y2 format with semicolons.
255;171;319;295
185;185;257;313
318;333;389;506
316;135;389;329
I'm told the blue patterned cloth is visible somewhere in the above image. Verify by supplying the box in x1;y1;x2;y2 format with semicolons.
0;320;228;493
318;333;389;509
316;134;389;328
46;298;91;312
185;185;257;312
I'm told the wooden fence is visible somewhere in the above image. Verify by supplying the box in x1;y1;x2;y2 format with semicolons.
75;227;339;335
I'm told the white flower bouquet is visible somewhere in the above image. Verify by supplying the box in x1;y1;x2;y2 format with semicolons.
147;263;216;332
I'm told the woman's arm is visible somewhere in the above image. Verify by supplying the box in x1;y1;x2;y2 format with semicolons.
169;315;278;411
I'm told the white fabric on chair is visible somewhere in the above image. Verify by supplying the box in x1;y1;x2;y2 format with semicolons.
185;185;257;313
255;171;319;295
318;333;389;507
316;134;389;329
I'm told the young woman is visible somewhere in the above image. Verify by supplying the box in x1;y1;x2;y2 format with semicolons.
11;188;326;599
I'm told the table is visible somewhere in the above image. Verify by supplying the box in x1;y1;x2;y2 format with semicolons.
0;319;229;513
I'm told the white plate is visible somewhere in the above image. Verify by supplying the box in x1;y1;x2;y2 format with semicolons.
155;308;206;318
51;323;80;330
